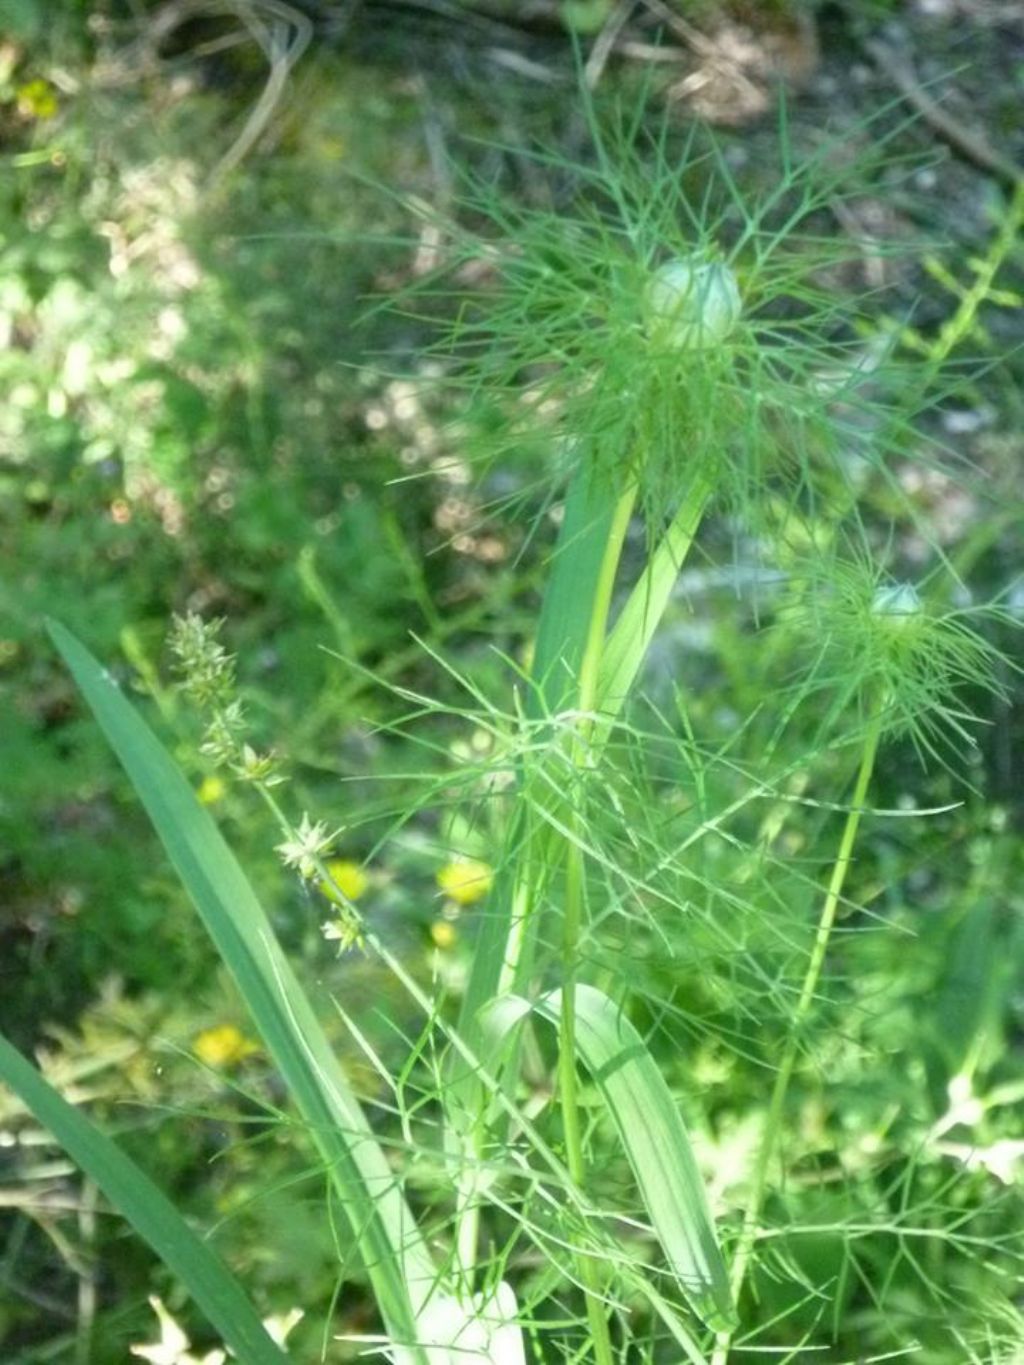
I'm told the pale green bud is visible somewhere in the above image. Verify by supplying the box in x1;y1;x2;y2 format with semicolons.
648;256;741;349
872;582;922;626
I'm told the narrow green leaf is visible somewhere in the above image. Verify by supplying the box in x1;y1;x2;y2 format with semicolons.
596;480;711;732
0;1033;288;1365
453;466;623;1108
486;985;735;1331
47;621;436;1358
529;466;622;718
461;474;710;1058
539;985;734;1330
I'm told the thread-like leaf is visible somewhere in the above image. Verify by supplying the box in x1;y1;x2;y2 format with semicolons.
47;621;436;1362
0;1032;288;1365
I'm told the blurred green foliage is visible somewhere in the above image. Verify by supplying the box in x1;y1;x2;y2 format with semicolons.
0;16;514;1040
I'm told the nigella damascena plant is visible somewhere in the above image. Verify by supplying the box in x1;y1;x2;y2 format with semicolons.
414;103;926;525
783;554;1010;765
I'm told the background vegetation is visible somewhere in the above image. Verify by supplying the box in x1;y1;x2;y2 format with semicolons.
2;1;1022;1361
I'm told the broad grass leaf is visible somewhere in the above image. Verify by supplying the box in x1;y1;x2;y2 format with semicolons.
0;1032;288;1365
484;986;735;1331
47;621;436;1357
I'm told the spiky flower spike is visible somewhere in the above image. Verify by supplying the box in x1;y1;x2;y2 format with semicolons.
404;91;927;532
168;614;282;782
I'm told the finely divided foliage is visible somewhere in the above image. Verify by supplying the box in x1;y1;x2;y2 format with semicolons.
2;82;1020;1365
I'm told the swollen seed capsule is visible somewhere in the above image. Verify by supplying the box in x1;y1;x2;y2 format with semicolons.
648;256;742;349
872;582;922;627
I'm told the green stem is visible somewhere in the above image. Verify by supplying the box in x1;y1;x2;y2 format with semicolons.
712;711;883;1365
557;482;637;1365
450;470;709;1319
454;1166;481;1293
557;480;638;1124
453;468;624;1062
577;485;640;721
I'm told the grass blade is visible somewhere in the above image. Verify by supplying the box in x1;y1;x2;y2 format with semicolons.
528;466;623;718
533;985;734;1332
0;1032;289;1364
482;984;733;1328
453;467;625;1118
47;621;436;1359
461;473;710;1050
596;480;711;733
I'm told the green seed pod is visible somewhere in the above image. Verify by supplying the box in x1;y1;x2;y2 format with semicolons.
647;257;742;349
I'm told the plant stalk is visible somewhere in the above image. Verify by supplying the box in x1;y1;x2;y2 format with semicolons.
711;711;883;1365
450;471;710;1319
557;481;637;1365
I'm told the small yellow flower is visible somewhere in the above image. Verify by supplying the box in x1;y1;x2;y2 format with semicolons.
430;920;458;950
16;79;58;121
321;858;369;902
197;775;227;806
437;858;493;906
193;1025;258;1069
